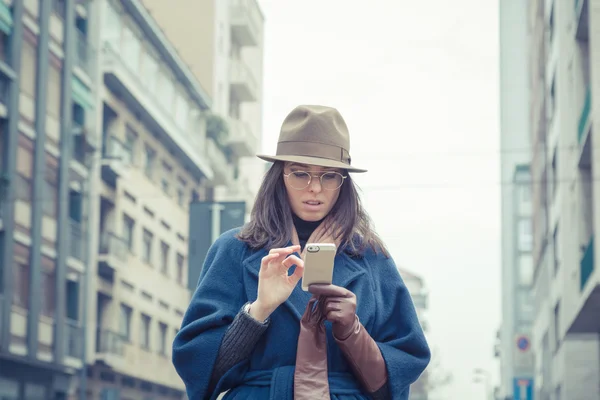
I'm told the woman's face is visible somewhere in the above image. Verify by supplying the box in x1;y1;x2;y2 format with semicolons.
283;162;345;221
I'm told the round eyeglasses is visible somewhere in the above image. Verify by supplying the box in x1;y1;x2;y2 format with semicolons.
283;171;347;191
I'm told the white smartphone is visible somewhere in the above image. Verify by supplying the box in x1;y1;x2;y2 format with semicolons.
301;243;337;291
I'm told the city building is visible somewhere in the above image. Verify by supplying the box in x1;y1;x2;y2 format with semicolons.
497;0;535;398
139;0;266;221
398;267;429;400
528;0;600;398
0;0;98;399
81;0;229;398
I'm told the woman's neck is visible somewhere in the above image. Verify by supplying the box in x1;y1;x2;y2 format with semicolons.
292;214;324;248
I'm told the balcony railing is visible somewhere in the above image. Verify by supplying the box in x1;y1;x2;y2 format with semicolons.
96;329;125;356
577;87;591;144
580;235;594;291
69;220;84;261
230;0;261;47
229;58;258;102
99;231;128;260
103;135;132;165
65;319;83;358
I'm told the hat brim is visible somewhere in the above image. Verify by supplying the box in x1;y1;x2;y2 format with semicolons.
257;154;367;173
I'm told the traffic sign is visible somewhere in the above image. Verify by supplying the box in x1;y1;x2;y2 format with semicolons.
513;377;533;400
516;335;530;352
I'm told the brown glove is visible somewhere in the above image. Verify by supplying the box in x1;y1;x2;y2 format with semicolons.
294;296;331;400
309;284;388;393
334;316;388;393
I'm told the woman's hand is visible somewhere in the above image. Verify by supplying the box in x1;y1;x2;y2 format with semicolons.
251;245;304;321
308;284;358;340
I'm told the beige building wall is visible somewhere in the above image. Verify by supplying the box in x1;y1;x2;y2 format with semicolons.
141;0;216;98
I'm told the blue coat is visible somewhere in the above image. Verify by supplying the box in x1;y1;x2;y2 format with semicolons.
173;228;431;400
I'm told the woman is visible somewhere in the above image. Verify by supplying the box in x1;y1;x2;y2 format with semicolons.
172;105;431;399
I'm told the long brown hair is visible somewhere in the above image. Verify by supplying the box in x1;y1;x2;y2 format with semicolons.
236;161;388;257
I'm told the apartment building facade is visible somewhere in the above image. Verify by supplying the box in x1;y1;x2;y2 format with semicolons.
139;0;265;221
81;0;227;399
529;0;600;398
0;0;97;399
497;0;535;398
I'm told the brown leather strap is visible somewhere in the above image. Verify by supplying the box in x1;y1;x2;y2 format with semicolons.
294;297;331;399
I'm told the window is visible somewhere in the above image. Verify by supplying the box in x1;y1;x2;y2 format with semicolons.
518;290;534;321
176;253;184;285
43;173;58;218
160;241;169;275
125;126;137;164
66;280;79;320
142;229;153;264
158;322;167;356
12;261;29;308
518;254;534;287
122;214;135;251
20;40;37;100
140;314;151;350
69;189;82;222
144;145;155;179
119;304;132;341
46;63;62;118
517;218;532;252
177;187;185;207
519;184;530;205
16;141;33;201
41;269;55;318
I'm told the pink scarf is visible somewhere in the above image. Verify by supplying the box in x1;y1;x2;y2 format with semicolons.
292;219;341;400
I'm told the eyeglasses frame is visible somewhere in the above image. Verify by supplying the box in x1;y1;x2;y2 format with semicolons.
283;170;347;191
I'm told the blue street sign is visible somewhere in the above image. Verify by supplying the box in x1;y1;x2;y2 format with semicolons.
516;335;530;352
513;378;533;400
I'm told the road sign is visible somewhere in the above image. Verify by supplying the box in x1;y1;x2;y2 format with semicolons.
516;335;530;352
513;377;533;400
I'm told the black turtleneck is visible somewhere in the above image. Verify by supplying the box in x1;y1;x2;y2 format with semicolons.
292;213;324;249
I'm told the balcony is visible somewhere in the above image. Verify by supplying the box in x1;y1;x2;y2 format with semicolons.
230;0;261;47
98;231;128;281
228;117;256;157
95;329;126;369
102;42;213;182
581;235;594;291
65;319;83;359
101;135;132;188
229;58;258;102
69;220;84;262
575;0;589;40
206;138;230;186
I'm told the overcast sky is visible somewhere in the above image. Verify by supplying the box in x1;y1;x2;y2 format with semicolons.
256;0;502;397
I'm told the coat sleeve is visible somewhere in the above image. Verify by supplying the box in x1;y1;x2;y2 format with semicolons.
172;231;250;400
369;254;431;398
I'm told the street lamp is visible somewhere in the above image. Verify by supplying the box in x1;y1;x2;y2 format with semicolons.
473;368;493;400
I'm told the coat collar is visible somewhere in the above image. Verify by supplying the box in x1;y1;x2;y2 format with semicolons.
242;241;366;321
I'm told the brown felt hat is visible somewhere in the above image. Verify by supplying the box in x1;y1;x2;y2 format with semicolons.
257;105;367;173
